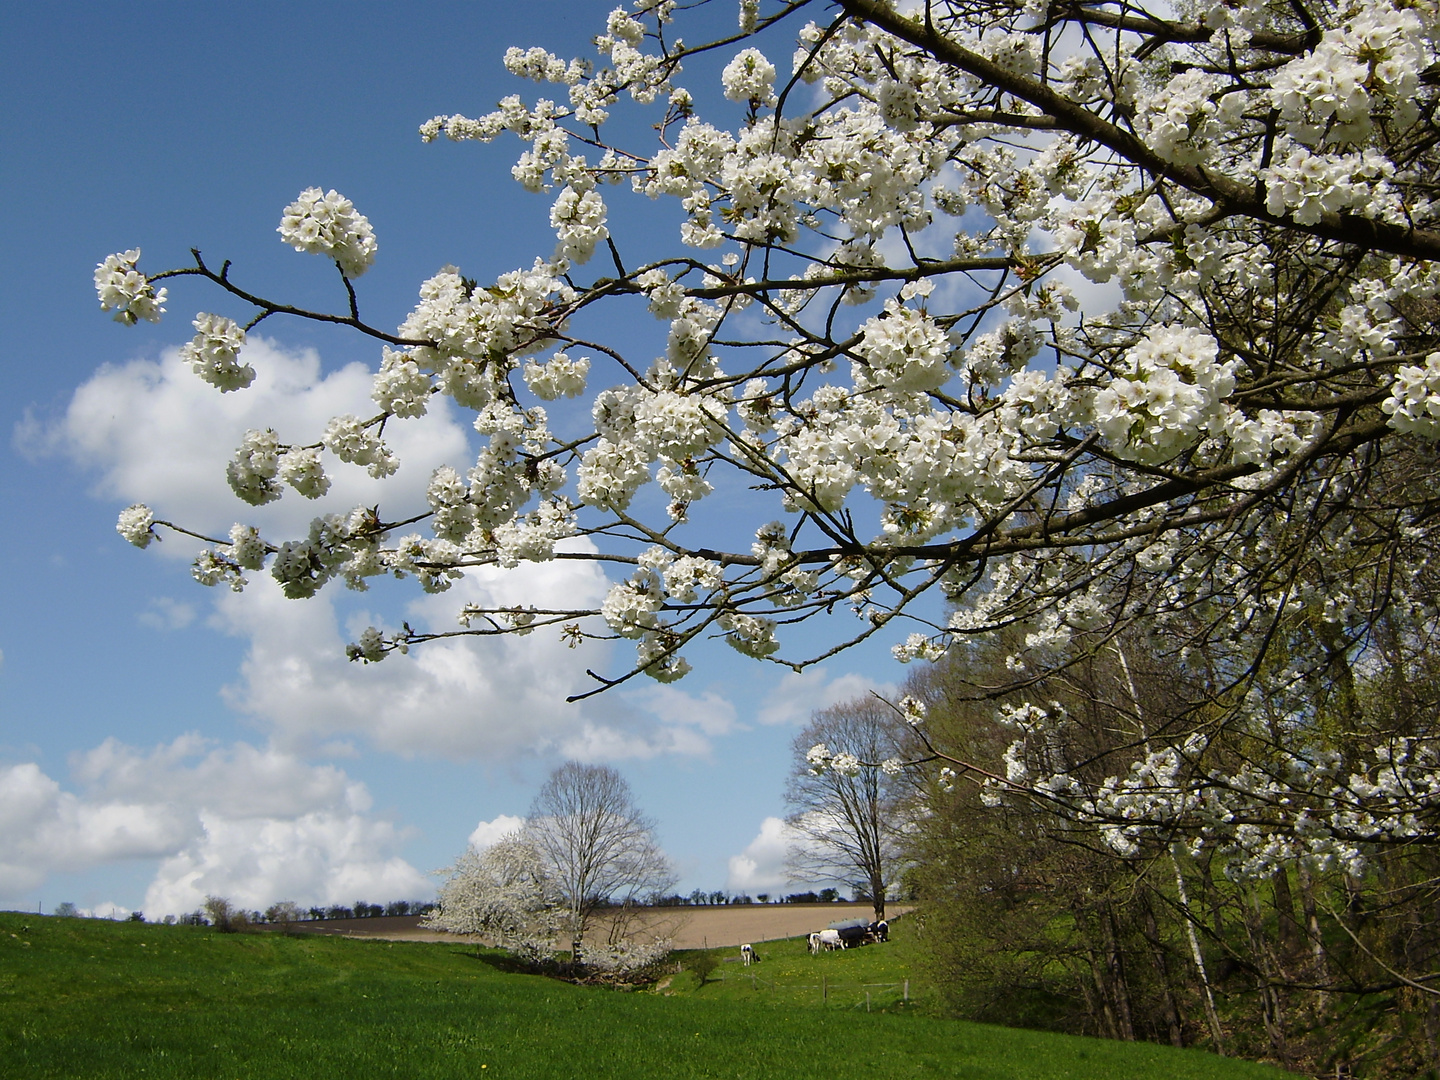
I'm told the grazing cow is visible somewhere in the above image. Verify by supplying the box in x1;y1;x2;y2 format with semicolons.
833;920;869;947
808;931;822;955
869;919;889;943
741;943;756;965
817;928;845;951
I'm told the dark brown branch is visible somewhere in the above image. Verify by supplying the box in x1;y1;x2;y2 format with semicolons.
839;0;1440;261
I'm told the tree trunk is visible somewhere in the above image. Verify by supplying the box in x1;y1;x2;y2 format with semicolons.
1171;847;1225;1053
1427;997;1440;1078
1244;888;1291;1067
1272;868;1301;963
1142;897;1185;1048
1295;860;1328;1001
1099;900;1137;1041
1084;940;1123;1041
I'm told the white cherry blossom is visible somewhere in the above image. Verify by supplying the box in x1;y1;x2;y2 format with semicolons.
116;504;155;548
94;250;166;325
277;188;377;278
100;0;1440;901
181;313;252;392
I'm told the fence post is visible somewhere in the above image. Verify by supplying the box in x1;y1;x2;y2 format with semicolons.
823;975;827;1004
903;979;909;1002
866;991;871;1012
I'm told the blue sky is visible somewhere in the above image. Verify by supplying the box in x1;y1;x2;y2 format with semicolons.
0;2;913;918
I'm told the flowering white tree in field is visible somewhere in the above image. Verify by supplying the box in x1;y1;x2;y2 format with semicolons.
105;0;1440;898
427;767;674;973
426;833;565;964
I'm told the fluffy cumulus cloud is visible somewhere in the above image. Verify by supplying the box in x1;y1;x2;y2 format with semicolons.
143;808;425;919
756;668;896;727
40;335;740;764
554;682;746;762
726;816;799;895
629;685;740;740
32;336;471;541
0;761;192;896
468;814;526;850
211;558;715;761
0;735;429;917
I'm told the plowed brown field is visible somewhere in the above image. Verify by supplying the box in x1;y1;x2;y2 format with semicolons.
285;903;909;949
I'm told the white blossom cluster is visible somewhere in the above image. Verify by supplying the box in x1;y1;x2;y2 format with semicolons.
116;504;155;549
721;48;776;105
181;313;253;392
1268;3;1424;148
425;835;563;956
982;694;1440;881
277;187;377;278
226;428;284;506
523;351;590;400
1381;352;1440;438
854;293;951;395
806;742;862;777
897;696;927;727
576;936;674;976
102;0;1440;869
394;260;573;409
372;347;432;417
94;250;166;325
1091;326;1236;465
322;415;398;478
549;185;609;264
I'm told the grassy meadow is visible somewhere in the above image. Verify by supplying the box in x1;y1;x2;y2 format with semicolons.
0;910;1300;1079
666;922;937;1013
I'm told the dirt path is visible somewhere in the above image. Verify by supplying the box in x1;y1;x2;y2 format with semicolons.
286;904;910;950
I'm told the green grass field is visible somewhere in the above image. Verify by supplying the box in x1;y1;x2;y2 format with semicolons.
665;922;938;1013
0;911;1299;1079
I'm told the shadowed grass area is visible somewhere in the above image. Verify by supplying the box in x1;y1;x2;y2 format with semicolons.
0;912;1299;1079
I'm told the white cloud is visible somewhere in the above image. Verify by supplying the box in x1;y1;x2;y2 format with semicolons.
468;814;526;850
143;808;427;918
211;562;666;760
136;596;196;630
0;761;193;895
76;903;134;920
726;816;798;895
0;736;429;917
35;336;471;545
204;535;743;763
756;668;896;727
631;684;741;739
42;336;733;765
71;734;361;820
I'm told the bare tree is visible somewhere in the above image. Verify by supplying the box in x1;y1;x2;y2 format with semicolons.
523;762;674;954
786;698;908;921
264;900;305;934
203;895;248;933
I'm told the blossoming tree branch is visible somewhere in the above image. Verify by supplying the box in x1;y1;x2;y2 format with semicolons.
103;1;1440;880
